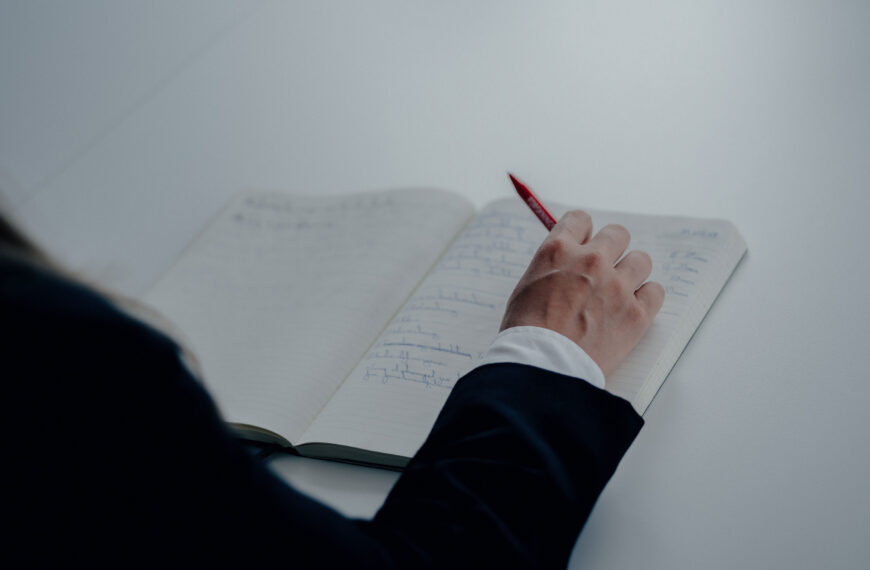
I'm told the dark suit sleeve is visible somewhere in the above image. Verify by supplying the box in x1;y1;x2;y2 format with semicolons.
2;258;641;569
365;364;643;569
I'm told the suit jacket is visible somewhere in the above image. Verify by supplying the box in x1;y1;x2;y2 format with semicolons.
1;254;642;568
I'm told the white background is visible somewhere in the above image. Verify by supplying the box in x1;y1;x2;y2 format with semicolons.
3;1;868;567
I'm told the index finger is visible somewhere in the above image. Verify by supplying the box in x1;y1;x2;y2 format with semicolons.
548;210;593;245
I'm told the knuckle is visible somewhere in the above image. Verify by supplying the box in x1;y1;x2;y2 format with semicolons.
539;236;569;263
581;250;604;271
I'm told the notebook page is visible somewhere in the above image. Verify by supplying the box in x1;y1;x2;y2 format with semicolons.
579;209;746;412
143;189;474;443
299;198;546;457
300;198;745;458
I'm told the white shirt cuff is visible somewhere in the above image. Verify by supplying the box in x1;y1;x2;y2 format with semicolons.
476;326;606;389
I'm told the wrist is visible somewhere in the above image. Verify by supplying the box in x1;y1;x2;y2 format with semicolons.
478;326;606;389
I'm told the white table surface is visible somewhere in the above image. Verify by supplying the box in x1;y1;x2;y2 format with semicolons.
3;1;868;567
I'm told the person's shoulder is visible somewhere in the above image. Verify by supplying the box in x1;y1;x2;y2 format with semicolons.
1;251;178;364
3;252;111;321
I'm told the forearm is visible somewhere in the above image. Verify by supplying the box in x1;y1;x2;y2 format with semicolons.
368;364;643;569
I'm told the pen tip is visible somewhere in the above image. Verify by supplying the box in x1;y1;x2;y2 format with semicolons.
507;172;525;190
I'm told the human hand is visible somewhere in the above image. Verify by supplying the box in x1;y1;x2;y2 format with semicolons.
500;210;665;377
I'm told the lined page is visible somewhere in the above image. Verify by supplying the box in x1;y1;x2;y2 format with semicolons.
143;189;474;444
581;208;746;412
300;198;746;459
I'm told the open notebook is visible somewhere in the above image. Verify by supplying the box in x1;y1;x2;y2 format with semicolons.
144;188;746;468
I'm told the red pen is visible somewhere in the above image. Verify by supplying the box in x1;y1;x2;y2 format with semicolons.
508;173;558;231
